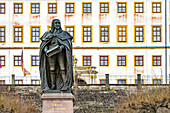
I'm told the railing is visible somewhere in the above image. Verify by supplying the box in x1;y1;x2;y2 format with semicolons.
0;74;169;85
0;75;40;84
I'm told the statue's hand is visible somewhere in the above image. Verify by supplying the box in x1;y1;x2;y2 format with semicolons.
60;45;64;49
44;46;48;53
58;45;64;52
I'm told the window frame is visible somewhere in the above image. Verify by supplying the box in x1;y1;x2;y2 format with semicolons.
31;55;39;66
134;79;144;84
134;2;144;14
13;55;22;67
100;79;106;84
117;2;127;13
82;2;92;14
30;26;40;43
13;3;23;14
0;55;5;67
134;55;144;67
31;79;40;84
0;26;6;43
65;25;75;43
82;55;92;66
99;25;110;43
99;55;109;66
117;25;128;43
152;2;162;13
134;25;145;43
65;2;75;14
152;78;162;84
117;55;127;67
151;25;162;42
47;25;51;31
0;3;6;14
14;79;23;84
82;25;93;43
30;3;40;14
117;79;127;84
99;2;109;14
0;80;5;85
13;26;24;43
152;55;162;66
48;3;57;14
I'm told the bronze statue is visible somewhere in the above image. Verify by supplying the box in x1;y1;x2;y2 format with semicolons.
39;19;74;92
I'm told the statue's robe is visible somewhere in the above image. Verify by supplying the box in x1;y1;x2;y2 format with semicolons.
39;29;73;91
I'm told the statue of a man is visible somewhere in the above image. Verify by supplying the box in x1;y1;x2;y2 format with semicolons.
39;19;74;92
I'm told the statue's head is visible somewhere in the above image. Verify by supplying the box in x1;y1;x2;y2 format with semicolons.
51;19;61;32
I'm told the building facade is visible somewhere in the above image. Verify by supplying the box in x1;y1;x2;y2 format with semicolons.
0;0;169;84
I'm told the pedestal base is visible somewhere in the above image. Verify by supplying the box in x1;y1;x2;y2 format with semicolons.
41;93;74;113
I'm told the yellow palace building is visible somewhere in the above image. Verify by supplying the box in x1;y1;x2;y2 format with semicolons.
0;0;169;85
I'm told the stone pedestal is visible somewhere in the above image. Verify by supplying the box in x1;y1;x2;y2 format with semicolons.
41;93;74;113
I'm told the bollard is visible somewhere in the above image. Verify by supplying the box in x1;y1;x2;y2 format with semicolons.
12;74;15;85
137;74;142;91
105;74;110;91
73;73;78;89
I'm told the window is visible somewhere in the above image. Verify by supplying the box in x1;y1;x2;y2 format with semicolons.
15;80;23;84
14;26;23;43
0;80;5;85
65;26;74;42
31;3;40;14
135;3;144;13
100;56;108;66
14;56;21;66
14;3;23;14
83;26;92;42
65;3;74;14
48;3;57;14
82;3;92;13
117;26;127;42
152;26;161;42
0;26;5;42
100;26;109;42
135;26;144;42
100;3;109;13
117;3;126;13
153;56;161;66
152;2;161;13
0;3;5;14
100;79;106;84
83;56;91;66
31;26;40;42
153;79;162;84
117;79;126;84
117;56;126;66
31;56;39;66
0;56;5;66
135;56;144;66
31;80;40;84
135;79;144;84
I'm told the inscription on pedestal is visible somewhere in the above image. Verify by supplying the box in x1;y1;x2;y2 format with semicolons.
48;104;66;111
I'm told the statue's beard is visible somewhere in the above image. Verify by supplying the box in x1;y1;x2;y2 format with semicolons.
54;26;61;30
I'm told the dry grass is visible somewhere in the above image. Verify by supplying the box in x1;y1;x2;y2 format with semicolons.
115;87;170;113
0;87;40;113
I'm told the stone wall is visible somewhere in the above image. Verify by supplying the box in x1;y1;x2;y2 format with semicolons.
0;85;169;113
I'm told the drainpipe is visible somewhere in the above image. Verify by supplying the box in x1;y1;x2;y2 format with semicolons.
165;0;167;84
